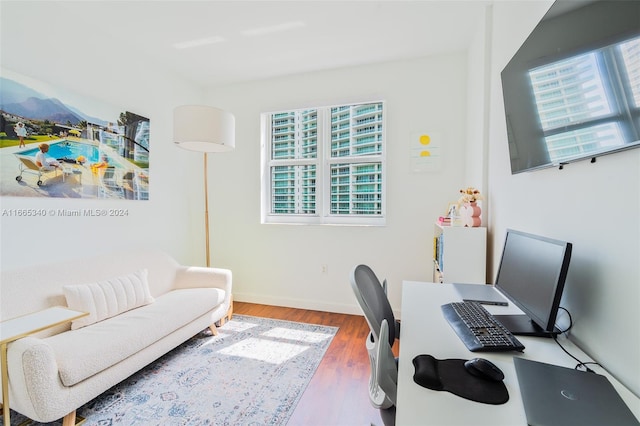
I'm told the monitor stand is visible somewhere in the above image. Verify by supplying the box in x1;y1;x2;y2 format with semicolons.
493;314;561;337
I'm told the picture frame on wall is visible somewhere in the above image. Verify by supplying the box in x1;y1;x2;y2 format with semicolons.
0;69;149;200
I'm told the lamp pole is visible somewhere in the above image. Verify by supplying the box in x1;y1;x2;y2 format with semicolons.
173;105;235;268
203;152;210;267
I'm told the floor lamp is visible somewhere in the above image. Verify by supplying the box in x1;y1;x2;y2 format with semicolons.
173;105;235;267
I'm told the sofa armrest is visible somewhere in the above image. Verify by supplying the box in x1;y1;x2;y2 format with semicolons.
173;266;232;309
7;337;70;420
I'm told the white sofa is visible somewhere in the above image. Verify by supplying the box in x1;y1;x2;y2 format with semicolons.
0;248;232;425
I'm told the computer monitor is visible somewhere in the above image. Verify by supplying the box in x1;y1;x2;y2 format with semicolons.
493;229;572;337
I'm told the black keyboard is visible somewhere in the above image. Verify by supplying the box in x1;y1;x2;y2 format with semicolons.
441;302;525;352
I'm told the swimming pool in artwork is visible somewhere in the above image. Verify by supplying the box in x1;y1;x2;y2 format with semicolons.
20;140;130;169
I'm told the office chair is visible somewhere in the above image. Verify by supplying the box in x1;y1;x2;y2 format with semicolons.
350;264;399;410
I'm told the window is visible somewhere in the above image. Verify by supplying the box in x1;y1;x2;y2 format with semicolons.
261;101;385;225
528;36;640;164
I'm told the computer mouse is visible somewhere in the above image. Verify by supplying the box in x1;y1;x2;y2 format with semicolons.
464;358;505;382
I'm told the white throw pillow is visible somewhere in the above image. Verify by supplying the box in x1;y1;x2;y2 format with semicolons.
63;269;154;330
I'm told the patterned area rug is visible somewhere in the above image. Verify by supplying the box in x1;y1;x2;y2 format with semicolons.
10;315;338;425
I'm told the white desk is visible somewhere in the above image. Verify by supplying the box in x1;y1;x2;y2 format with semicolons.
396;281;640;425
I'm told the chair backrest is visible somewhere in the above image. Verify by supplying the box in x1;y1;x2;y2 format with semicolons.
350;264;396;346
17;156;40;171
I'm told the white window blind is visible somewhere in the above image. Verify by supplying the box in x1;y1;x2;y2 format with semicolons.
262;101;385;225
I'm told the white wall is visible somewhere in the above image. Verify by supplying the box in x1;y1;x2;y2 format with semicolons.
488;1;640;396
465;5;492;197
464;5;493;281
0;3;206;270
205;54;472;315
0;3;474;317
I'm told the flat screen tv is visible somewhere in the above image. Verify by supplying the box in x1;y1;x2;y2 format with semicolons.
493;229;572;337
501;0;640;174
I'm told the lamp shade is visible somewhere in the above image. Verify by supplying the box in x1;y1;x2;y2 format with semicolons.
173;105;235;152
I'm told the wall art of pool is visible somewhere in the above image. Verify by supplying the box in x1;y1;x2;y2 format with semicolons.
20;140;128;168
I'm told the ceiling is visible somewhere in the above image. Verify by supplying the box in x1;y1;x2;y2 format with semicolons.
1;1;491;88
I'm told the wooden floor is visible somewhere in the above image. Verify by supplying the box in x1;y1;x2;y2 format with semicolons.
234;302;397;426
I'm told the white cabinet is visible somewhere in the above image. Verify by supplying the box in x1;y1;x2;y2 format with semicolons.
433;223;486;284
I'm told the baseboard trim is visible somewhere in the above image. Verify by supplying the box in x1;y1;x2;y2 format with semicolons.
233;292;401;318
233;292;362;315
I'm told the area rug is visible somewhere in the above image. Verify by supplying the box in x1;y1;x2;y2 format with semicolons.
10;315;338;426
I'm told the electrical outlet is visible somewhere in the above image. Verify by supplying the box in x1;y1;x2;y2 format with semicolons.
321;264;328;273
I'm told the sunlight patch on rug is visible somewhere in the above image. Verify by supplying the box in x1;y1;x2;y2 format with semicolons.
262;326;335;343
221;319;260;332
219;337;309;364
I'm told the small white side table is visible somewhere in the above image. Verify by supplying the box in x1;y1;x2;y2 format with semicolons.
1;307;87;426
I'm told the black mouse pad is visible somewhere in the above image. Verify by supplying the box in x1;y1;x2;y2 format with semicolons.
412;354;509;404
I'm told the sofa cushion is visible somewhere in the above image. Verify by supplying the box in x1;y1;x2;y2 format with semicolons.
47;288;225;387
63;269;154;330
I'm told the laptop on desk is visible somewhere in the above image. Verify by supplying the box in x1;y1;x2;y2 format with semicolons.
452;283;508;306
514;357;639;426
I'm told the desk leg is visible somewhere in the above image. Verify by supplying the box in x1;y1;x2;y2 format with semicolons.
1;342;9;426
